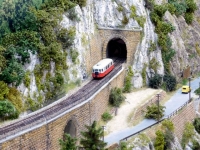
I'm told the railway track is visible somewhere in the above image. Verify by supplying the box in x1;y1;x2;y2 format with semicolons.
0;58;125;141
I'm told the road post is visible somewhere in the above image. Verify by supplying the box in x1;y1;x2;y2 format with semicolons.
156;94;161;122
188;77;191;101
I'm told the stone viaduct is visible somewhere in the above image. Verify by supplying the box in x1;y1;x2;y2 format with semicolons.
0;28;141;150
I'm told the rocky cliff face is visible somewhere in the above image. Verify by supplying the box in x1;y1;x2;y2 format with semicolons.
18;0;200;109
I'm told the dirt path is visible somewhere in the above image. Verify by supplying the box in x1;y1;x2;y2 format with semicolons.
105;88;162;134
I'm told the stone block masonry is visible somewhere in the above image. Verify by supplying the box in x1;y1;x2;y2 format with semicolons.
0;68;125;150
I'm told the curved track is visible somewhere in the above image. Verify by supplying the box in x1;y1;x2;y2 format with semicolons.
0;58;125;140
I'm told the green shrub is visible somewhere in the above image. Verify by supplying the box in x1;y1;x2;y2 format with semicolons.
192;139;200;150
0;99;19;120
7;87;24;112
68;8;80;22
142;64;147;86
154;130;165;150
0;81;9;100
184;12;194;24
145;104;165;120
153;4;167;18
109;87;126;107
149;74;162;89
149;57;160;73
70;49;79;63
122;15;129;25
101;111;112;122
163;74;177;91
123;66;134;93
24;71;31;88
117;4;123;12
193;118;200;134
148;41;156;52
181;122;195;149
161;119;174;132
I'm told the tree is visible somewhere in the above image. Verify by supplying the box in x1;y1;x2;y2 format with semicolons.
59;133;77;150
145;104;165;120
149;74;162;89
0;99;19;120
0;81;9;100
154;130;165;150
163;74;176;91
109;87;126;107
80;121;107;150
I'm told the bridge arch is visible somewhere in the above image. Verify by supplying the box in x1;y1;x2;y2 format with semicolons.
63;117;78;138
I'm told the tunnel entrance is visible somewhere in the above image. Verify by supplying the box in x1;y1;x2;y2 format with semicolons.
64;120;77;138
106;38;127;59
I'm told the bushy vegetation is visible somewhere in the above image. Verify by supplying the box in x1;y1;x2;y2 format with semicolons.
0;99;19;121
80;121;107;150
154;130;165;150
109;87;126;107
59;133;77;150
123;66;134;93
149;73;177;92
149;74;162;89
181;122;195;149
0;0;85;114
193;118;200;134
145;104;165;120
101;111;112;122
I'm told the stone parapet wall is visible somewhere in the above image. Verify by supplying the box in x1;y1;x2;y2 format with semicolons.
0;69;125;150
170;101;196;142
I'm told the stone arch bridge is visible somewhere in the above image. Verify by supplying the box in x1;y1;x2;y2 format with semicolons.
0;28;141;150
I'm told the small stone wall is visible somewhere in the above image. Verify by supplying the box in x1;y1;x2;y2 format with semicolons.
132;90;166;121
170;101;196;142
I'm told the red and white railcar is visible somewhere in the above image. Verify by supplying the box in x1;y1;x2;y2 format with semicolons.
92;58;114;78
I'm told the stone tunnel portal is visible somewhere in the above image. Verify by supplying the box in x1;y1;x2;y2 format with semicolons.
64;120;77;138
107;38;127;59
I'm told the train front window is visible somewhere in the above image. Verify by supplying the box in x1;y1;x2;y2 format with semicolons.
95;69;98;72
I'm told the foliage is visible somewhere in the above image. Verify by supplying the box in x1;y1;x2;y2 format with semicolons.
109;87;126;107
130;5;146;28
142;64;147;86
117;4;123;12
101;111;112;122
70;49;79;63
161;119;174;132
193;118;200;134
181;122;195;149
145;104;165;120
184;12;194;24
0;45;6;71
149;74;162;89
123;66;134;93
118;141;132;150
0;99;19;120
154;130;165;150
80;121;107;150
59;133;77;150
24;71;31;88
163;129;174;150
68;7;80;22
153;4;167;18
192;139;200;150
149;57;160;73
148;41;156;52
7;87;24;112
0;81;9;100
163;74;176;91
122;15;129;25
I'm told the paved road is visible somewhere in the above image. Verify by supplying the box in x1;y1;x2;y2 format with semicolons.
104;77;200;146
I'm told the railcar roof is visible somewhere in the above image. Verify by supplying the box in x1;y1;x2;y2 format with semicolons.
93;58;113;69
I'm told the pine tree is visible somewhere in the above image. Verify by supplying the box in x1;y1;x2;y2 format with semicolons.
80;121;107;150
59;133;77;150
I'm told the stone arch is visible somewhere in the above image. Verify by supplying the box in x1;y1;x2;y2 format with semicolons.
63;116;78;138
103;34;128;60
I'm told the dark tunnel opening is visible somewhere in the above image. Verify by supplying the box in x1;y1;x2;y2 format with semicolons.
106;38;127;59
